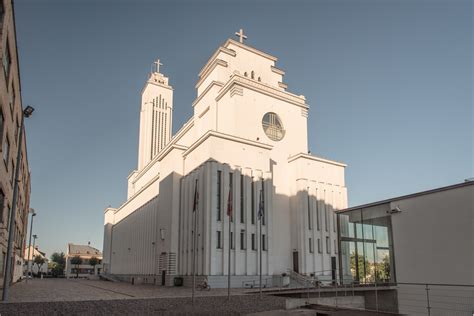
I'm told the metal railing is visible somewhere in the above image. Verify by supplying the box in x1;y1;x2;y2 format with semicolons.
280;273;474;315
396;282;474;316
241;277;272;289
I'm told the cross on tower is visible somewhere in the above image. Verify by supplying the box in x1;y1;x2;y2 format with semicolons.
235;28;247;43
153;59;163;73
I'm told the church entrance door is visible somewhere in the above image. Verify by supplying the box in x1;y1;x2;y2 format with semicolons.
292;251;299;273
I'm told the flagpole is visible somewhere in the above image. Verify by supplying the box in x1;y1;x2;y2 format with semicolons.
259;188;263;299
227;183;233;302
192;179;198;304
228;211;231;301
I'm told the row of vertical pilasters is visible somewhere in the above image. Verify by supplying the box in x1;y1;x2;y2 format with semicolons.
138;86;173;170
109;197;159;275
295;178;347;276
151;95;169;158
178;161;273;277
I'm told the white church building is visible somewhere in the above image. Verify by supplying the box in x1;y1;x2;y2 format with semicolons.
102;31;348;287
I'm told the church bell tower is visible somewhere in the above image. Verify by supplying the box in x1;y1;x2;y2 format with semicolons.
138;59;173;170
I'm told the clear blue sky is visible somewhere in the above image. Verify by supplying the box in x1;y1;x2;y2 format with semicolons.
15;0;472;257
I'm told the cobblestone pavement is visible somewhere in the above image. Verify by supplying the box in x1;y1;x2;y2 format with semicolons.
3;278;254;302
0;279;288;315
0;295;288;315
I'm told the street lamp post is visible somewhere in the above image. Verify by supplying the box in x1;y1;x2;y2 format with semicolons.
25;208;36;283
2;106;34;301
32;235;37;256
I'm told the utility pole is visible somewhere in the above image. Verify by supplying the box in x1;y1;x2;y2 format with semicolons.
3;106;34;301
25;208;36;283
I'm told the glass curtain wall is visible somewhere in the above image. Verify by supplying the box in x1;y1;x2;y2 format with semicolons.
338;203;395;284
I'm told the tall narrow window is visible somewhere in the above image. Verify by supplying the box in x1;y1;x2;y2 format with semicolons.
240;230;246;250
333;213;336;232
326;236;330;254
3;39;10;80
251;71;255;79
0;252;5;274
0;110;4;147
0;190;4;223
229;172;233;222
309;238;314;253
318;238;322;253
3;136;9;164
0;1;4;26
6;205;10;230
9;87;12;117
217;171;222;221
334;239;337;254
251;233;256;250
10;160;14;183
325;208;329;232
316;198;320;230
261;181;265;226
307;194;312;230
14;118;19;144
240;175;244;223
251;181;255;224
10;84;15;117
262;234;267;251
216;231;222;249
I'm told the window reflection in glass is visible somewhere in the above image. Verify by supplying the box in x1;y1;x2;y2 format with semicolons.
338;204;395;284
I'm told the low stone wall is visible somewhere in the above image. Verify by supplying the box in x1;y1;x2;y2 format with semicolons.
103;273;280;289
285;296;365;310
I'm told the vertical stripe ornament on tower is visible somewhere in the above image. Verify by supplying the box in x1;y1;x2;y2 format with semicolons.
192;179;198;304
258;184;264;298
227;187;233;218
258;188;264;220
227;184;233;300
193;180;199;213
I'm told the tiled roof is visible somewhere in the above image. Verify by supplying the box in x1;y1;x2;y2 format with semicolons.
68;243;102;257
23;246;48;261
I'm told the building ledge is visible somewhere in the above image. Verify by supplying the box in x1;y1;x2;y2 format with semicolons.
216;73;307;109
183;130;273;158
287;153;347;167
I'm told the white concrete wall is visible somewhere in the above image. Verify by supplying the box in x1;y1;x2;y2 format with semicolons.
380;183;473;316
391;184;473;285
178;161;273;282
110;196;159;275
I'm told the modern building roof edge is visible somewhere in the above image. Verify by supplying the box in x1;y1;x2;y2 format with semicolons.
338;180;474;213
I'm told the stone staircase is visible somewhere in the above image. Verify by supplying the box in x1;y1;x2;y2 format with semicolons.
287;269;317;288
99;274;120;282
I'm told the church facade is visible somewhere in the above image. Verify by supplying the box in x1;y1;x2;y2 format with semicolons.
102;32;348;287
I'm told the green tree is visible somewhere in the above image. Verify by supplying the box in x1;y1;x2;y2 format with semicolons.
88;257;99;274
376;255;391;283
50;252;66;277
350;252;370;283
70;256;83;278
51;252;66;266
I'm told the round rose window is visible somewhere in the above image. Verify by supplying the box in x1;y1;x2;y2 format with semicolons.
262;112;285;141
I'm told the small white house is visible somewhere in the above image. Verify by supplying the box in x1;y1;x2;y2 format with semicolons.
24;246;49;276
65;243;103;278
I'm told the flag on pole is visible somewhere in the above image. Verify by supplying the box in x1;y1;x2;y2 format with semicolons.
227;187;233;217
258;189;264;220
193;180;199;212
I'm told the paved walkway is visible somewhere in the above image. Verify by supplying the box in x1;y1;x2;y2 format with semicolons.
4;278;253;302
0;279;288;315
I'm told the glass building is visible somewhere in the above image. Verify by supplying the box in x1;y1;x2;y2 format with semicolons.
337;203;396;284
